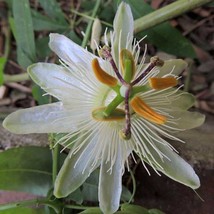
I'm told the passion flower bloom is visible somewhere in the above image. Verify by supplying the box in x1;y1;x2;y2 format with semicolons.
3;2;205;214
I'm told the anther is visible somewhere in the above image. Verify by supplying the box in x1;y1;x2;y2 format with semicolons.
150;56;164;67
130;96;166;124
92;58;118;87
131;56;164;86
149;77;178;90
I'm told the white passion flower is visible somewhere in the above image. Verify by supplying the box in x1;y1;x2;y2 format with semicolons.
3;2;205;214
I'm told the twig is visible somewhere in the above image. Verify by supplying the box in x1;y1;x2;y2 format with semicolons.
183;14;214;36
6;82;31;93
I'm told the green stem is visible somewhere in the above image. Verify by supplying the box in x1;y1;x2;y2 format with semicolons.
4;24;10;59
52;142;60;183
4;73;30;82
1;15;11;85
71;9;112;27
64;205;97;210
131;85;150;96
134;0;212;33
81;0;102;48
104;94;124;117
0;198;62;213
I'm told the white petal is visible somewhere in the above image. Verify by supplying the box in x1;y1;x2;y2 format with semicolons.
99;147;123;214
54;141;100;198
167;110;205;130
113;2;134;65
170;91;195;110
158;59;188;77
28;63;81;100
142;140;200;189
49;33;95;68
3;102;76;134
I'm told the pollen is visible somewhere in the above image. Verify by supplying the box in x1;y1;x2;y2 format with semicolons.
130;96;166;124
92;58;118;87
149;77;178;90
92;107;125;121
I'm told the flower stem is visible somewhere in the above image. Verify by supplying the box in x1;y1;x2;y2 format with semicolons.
52;139;60;183
134;0;212;33
128;169;136;204
81;0;102;48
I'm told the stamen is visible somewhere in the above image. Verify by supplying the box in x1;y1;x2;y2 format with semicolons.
92;107;125;121
130;96;166;124
149;77;178;90
92;58;118;87
131;56;164;86
99;45;126;85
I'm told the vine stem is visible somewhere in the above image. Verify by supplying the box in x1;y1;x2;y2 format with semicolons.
81;0;102;48
134;0;212;33
128;169;136;204
71;9;112;27
4;73;30;83
0;198;62;213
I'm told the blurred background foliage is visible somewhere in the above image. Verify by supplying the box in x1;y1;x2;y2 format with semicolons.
0;0;213;213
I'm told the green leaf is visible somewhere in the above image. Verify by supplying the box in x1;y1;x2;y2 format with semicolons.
32;85;50;105
0;146;52;196
82;169;132;203
149;208;165;214
0;207;45;214
2;0;13;8
31;10;68;31
12;0;36;68
121;203;149;214
67;187;83;204
82;169;99;202
79;208;102;214
36;37;51;59
0;57;6;85
121;186;132;202
38;0;67;24
122;0;196;58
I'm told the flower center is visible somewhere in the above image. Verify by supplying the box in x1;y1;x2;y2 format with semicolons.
91;46;178;140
